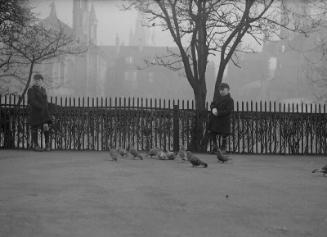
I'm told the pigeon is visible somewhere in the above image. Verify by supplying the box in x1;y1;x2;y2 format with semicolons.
117;147;128;157
166;151;176;160
109;148;120;161
186;151;208;168
147;147;162;158
177;145;187;161
312;164;327;176
157;151;168;160
216;148;229;163
127;146;143;160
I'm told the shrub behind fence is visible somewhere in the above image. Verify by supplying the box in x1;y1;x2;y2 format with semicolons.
1;95;326;155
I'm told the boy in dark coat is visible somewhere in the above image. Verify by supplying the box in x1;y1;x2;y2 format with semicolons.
27;74;52;151
202;83;234;153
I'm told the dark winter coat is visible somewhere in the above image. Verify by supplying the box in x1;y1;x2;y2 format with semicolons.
27;85;51;127
207;94;234;135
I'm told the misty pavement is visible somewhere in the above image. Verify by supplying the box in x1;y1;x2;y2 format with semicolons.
0;150;326;237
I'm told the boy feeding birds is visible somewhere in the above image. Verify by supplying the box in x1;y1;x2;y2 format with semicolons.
202;83;234;153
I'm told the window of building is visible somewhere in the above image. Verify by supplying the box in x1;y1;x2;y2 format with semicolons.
125;56;134;64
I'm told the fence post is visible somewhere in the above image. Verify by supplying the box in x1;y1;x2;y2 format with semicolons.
173;104;179;152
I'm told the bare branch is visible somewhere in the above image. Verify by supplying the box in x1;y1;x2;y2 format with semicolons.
124;0;325;106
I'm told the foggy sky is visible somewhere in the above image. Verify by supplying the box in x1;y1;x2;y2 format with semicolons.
31;0;175;46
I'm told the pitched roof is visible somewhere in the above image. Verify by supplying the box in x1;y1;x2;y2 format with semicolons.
41;2;73;36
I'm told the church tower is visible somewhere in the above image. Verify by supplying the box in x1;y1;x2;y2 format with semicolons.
73;0;90;43
129;11;151;47
73;0;97;44
89;4;97;45
72;0;100;96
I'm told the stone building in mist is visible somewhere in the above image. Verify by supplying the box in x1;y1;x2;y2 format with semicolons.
224;1;320;103
225;36;311;103
42;0;322;103
38;0;101;97
40;0;215;100
101;15;215;100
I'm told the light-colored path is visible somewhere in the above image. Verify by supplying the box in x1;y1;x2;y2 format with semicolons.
0;150;326;237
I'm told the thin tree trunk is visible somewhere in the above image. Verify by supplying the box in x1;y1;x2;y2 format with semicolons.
213;63;226;101
17;61;34;105
194;85;206;111
190;84;207;152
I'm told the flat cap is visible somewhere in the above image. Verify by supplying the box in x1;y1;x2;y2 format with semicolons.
219;83;230;89
33;74;44;80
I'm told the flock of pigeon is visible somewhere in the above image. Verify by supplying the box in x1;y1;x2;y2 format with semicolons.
107;145;327;176
108;145;230;168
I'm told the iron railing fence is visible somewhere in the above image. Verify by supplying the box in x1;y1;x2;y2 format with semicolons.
1;95;326;155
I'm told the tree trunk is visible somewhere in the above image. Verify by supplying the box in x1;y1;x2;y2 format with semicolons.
17;61;34;105
190;82;207;152
213;63;226;101
194;85;206;111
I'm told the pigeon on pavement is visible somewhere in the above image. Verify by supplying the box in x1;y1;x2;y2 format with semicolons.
186;151;208;168
147;147;162;158
109;148;120;161
127;146;143;160
166;151;176;160
216;148;229;163
117;147;128;157
177;145;187;161
158;151;168;160
312;164;327;176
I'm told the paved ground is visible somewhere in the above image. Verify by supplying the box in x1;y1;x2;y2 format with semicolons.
0;150;326;237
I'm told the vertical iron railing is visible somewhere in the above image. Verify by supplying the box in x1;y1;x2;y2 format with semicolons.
0;95;326;155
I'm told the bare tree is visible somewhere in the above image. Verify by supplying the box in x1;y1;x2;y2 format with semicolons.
0;0;31;32
125;0;320;150
0;0;32;71
304;26;327;103
126;0;318;108
1;20;86;104
279;1;327;103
